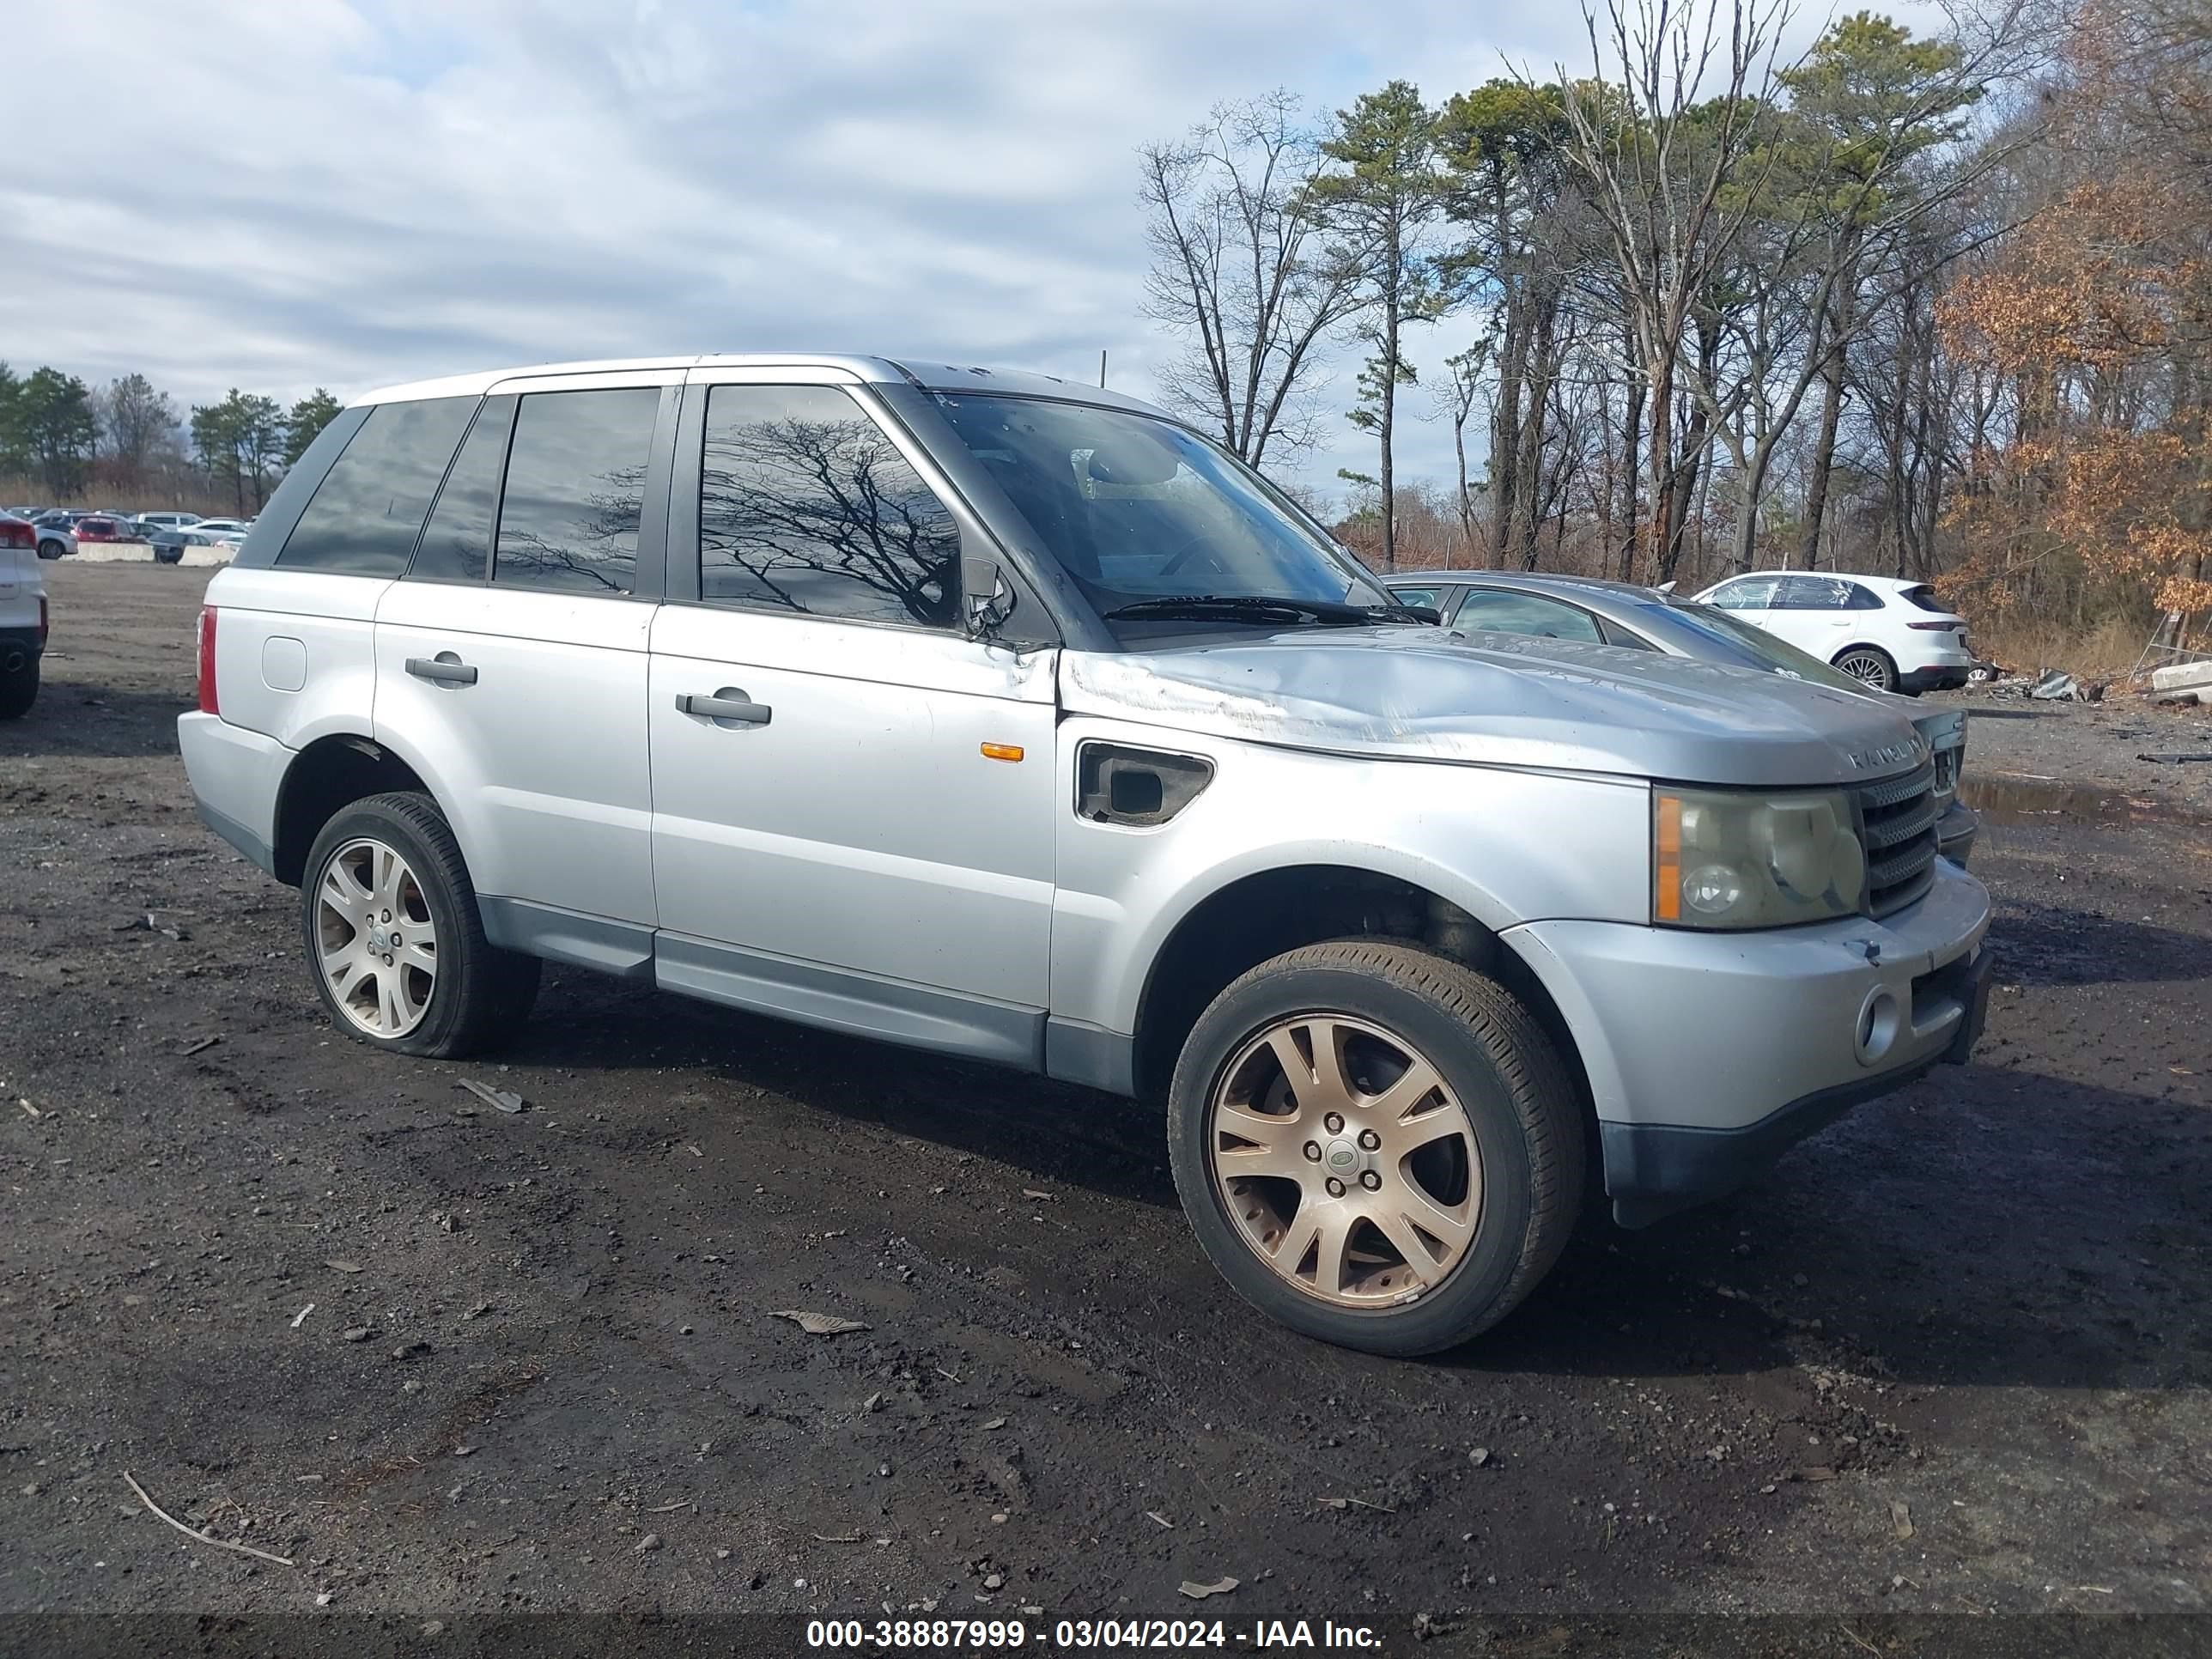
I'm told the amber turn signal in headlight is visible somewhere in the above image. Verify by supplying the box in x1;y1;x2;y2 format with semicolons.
1650;785;1864;929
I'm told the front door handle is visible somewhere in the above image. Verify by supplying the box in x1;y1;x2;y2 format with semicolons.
678;690;772;726
406;654;477;686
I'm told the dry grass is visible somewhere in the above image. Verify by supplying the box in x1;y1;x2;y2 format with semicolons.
1972;614;2159;681
0;476;240;517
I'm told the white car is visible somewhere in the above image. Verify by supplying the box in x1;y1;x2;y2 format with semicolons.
2;514;47;716
185;519;254;545
1687;572;1972;695
137;511;204;532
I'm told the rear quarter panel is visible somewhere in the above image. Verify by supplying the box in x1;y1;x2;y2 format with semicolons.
204;567;389;750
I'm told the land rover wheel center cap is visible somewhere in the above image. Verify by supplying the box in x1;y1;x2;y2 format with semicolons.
1324;1137;1369;1179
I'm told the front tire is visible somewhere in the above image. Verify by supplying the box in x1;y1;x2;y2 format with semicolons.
301;792;539;1058
1833;646;1899;693
1167;939;1583;1357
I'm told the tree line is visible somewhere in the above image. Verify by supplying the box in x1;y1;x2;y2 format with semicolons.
0;365;342;515
1141;0;2212;633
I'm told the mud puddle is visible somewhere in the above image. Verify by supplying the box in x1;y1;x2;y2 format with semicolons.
1960;771;2203;826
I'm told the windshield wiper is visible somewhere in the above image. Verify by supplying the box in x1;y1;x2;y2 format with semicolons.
1104;595;1432;626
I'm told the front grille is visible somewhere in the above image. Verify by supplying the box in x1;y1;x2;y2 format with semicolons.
1855;762;1940;915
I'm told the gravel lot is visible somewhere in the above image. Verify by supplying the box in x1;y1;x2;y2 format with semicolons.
3;562;2209;1655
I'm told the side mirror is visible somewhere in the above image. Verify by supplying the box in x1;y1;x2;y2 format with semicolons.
963;555;1016;636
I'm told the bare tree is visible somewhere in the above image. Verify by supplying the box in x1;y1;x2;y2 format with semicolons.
95;374;179;489
1551;0;1790;581
1553;0;2028;575
1436;341;1490;562
1139;93;1363;469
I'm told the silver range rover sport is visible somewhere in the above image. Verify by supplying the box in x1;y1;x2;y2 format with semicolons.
176;354;1992;1357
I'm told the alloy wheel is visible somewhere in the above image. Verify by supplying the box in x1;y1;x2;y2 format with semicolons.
1206;1013;1482;1307
1838;650;1892;688
315;837;438;1037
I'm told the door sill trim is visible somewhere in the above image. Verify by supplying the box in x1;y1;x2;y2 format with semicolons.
655;932;1043;1071
479;903;1050;1071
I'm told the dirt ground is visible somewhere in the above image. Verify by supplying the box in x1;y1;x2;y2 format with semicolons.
3;562;2209;1656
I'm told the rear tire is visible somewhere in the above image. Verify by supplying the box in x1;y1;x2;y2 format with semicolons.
1833;646;1899;693
0;657;36;720
1167;939;1583;1357
301;791;539;1058
37;539;65;561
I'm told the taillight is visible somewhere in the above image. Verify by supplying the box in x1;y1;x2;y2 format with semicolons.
197;606;219;715
0;520;31;550
1906;620;1960;631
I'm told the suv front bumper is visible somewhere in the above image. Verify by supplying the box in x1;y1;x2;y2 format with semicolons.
1505;861;1992;1227
1936;800;1978;866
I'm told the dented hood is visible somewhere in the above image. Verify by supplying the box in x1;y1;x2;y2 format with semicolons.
1059;627;1931;788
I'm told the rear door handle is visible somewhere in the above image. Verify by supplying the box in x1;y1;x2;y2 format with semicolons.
406;654;477;686
678;690;772;726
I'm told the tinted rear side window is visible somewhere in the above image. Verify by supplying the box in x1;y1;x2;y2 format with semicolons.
698;384;962;629
278;397;475;575
410;396;516;586
1778;576;1853;611
1900;585;1947;612
493;388;659;595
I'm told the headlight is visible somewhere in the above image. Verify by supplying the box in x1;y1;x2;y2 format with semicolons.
1652;785;1865;929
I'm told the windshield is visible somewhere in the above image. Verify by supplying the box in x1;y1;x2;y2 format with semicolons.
1662;599;1871;694
929;393;1391;623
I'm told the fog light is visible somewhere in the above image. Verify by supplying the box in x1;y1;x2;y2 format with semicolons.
1856;988;1902;1066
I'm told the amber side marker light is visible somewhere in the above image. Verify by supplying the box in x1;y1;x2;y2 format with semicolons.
1654;793;1682;921
981;743;1024;763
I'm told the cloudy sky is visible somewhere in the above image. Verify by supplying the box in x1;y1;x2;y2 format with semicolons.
9;0;1633;501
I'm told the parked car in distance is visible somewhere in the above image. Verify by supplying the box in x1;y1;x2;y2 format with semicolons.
1681;572;1971;695
137;511;204;532
1382;571;1977;866
71;514;131;544
177;352;1990;1358
186;518;254;544
0;514;47;717
149;526;191;564
33;520;78;561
